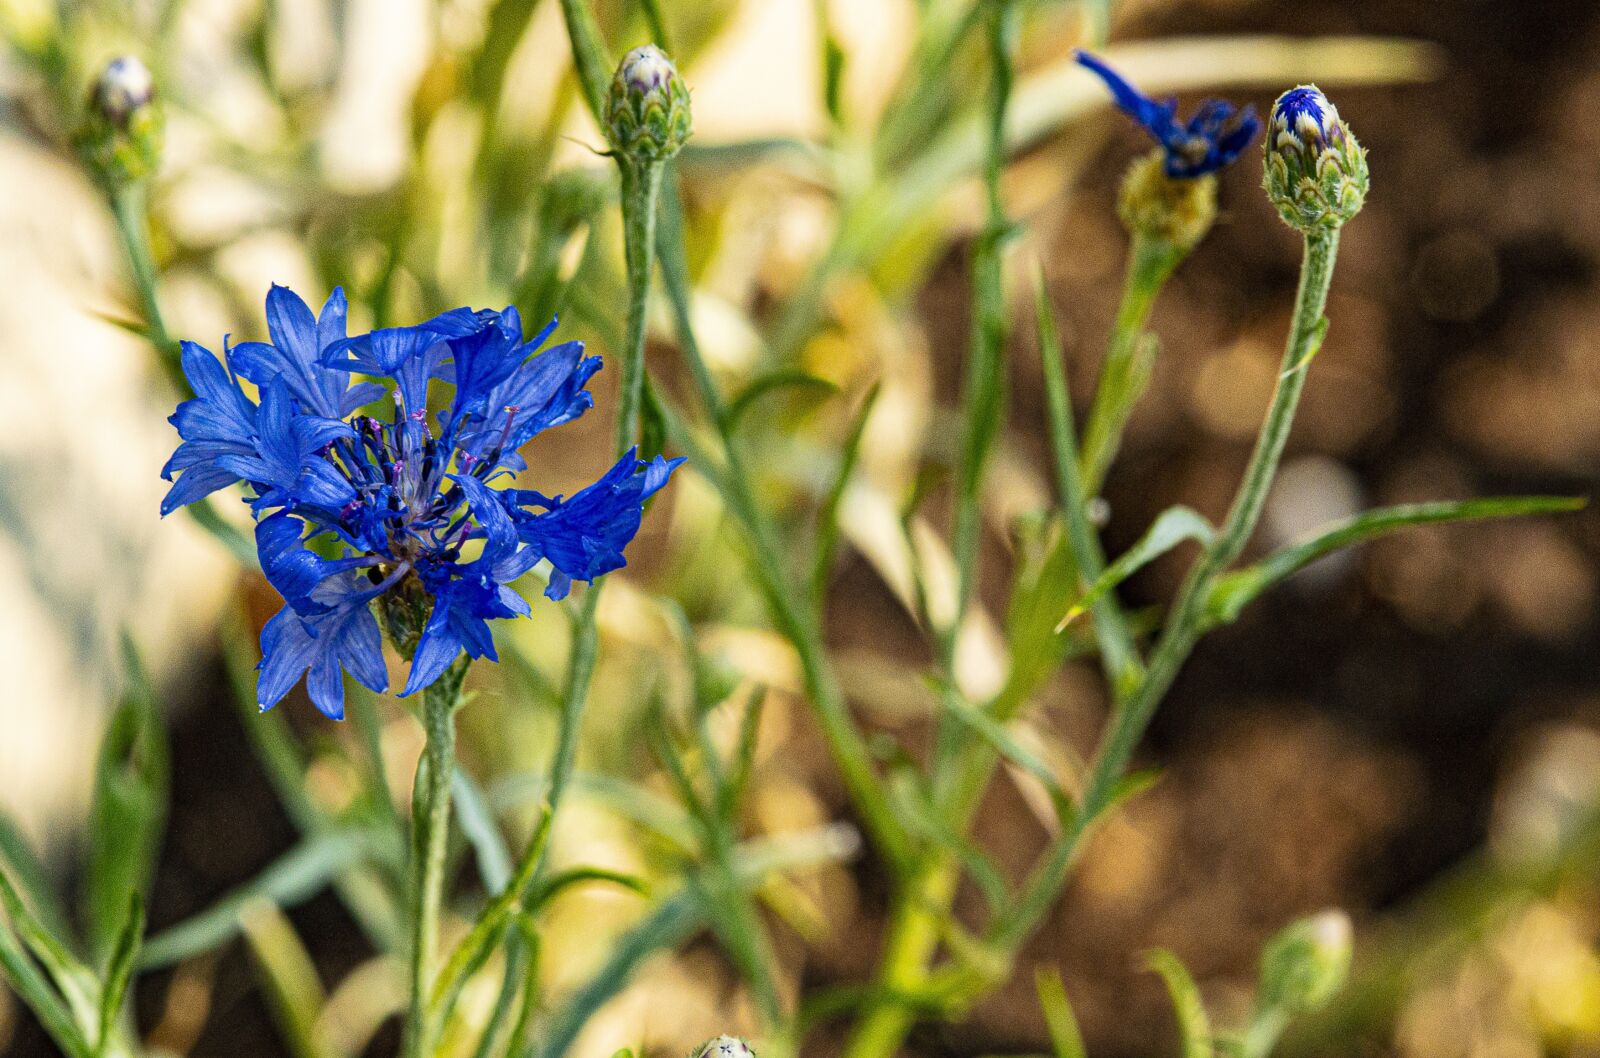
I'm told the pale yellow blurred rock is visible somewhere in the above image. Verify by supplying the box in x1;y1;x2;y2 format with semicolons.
0;136;233;847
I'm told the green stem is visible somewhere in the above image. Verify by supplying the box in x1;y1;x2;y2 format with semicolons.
655;173;912;869
848;7;1014;1056
1077;232;1184;499
994;227;1340;953
615;160;663;454
108;183;173;354
846;228;1342;1058
550;588;601;815
942;0;1015;679
839;860;959;1058
404;660;469;1058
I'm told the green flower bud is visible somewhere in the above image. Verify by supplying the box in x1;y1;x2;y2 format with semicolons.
1117;148;1218;252
604;45;692;165
1256;909;1353;1015
75;55;164;188
691;1037;755;1058
1263;86;1369;233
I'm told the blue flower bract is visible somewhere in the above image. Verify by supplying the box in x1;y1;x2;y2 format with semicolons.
162;285;682;719
1074;50;1259;178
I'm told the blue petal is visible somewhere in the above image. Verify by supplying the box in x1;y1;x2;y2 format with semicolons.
1074;50;1257;178
257;606;318;711
256;577;388;716
401;611;461;696
256;511;371;616
451;473;519;566
511;449;683;589
160;463;244;516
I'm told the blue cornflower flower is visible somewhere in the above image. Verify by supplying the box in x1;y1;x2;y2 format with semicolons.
1074;50;1259;177
162;287;682;720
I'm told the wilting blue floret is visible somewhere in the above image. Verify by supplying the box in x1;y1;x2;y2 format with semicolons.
1074;50;1258;178
161;286;681;719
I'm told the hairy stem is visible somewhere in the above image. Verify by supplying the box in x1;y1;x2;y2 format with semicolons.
845;228;1342;1058
616;160;663;454
655;173;912;868
1076;232;1185;499
404;660;469;1058
109;183;173;355
994;227;1340;952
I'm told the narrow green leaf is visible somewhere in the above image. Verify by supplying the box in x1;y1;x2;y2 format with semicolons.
677;138;823;176
86;638;169;963
717;684;767;824
648;698;710;824
1033;262;1143;692
637;0;672;52
1282;317;1330;378
886;771;1009;917
0;869;98;1028
140;829;372;970
693;867;784;1027
0;919;92;1058
453;766;513;896
533;892;703;1058
996;519;1096;719
1145;949;1213;1058
526;868;650;911
431;917;512;1039
939;692;1071;822
811;382;881;604
240;901;342;1058
555;0;612;122
96;893;143;1054
1108;768;1162;812
490;771;697;852
1204;496;1587;627
0;811;71;943
640;373;671;462
1034;966;1087;1058
723;370;839;433
468;928;530;1058
430;807;554;1028
184;498;259;567
1057;506;1215;631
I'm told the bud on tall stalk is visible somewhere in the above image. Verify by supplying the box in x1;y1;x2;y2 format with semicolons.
1257;909;1354;1014
604;44;692;165
691;1037;756;1058
76;55;163;189
1264;85;1369;232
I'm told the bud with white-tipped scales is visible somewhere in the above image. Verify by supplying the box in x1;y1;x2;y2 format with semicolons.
1264;86;1368;233
690;1036;755;1058
76;55;163;188
1256;909;1353;1014
604;45;692;166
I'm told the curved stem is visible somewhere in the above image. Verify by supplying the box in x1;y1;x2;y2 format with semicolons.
994;227;1340;953
1076;232;1185;499
845;228;1342;1058
846;6;1016;1056
109;183;173;355
404;660;469;1058
616;159;663;455
655;172;912;869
